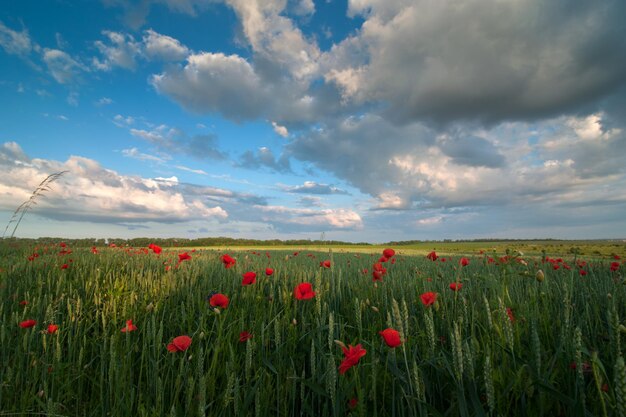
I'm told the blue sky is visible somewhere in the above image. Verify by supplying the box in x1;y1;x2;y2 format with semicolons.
1;0;625;242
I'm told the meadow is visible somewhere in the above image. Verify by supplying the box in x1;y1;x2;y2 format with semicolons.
0;241;625;416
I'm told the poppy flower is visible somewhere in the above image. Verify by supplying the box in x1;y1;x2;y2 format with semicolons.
242;272;257;286
19;300;29;306
383;248;395;258
348;397;358;410
265;268;274;276
379;328;402;348
320;260;331;268
148;244;162;254
372;270;384;282
47;324;59;334
60;242;66;248
459;258;469;267
420;292;437;307
209;293;229;309
167;335;192;352
449;283;463;291
221;254;236;268
379;256;389;263
611;262;620;272
294;282;316;300
60;264;69;270
338;344;367;375
19;319;36;328
506;307;516;323
239;331;253;342
121;319;137;333
579;269;587;276
426;251;438;261
91;246;98;254
178;252;191;263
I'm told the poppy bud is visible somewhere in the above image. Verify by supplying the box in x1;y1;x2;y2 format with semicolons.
536;270;545;282
292;318;298;326
37;390;44;398
371;306;379;313
213;308;221;315
199;332;206;340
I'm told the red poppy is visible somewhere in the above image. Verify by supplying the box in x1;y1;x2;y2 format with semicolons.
167;335;192;352
242;272;257;286
148;243;162;254
378;256;389;263
294;282;316;300
383;248;395;258
121;319;138;333
178;252;191;263
320;260;331;268
420;292;437;307
239;331;253;342
60;264;69;269
47;324;59;334
91;246;98;254
611;262;620;272
19;319;36;328
379;328;402;348
19;300;28;306
338;344;367;375
60;242;66;248
348;397;358;410
209;293;229;309
265;268;274;276
506;307;516;323
614;255;621;260
426;251;438;261
372;270;384;282
449;283;463;291
459;257;469;267
579;269;587;276
221;254;236;268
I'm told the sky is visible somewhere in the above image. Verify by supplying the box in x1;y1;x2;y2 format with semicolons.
1;0;625;242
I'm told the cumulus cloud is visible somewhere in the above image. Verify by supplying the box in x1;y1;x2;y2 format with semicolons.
151;52;268;120
129;124;227;161
282;181;348;195
272;121;289;137
93;31;141;71
237;147;291;173
42;48;86;84
142;29;189;61
0;142;227;224
288;112;626;219
327;0;626;124
253;205;362;231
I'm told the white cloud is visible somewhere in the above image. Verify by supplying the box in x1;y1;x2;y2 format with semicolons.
0;142;227;224
96;97;114;106
254;205;363;230
152;52;267;120
271;121;289;137
93;31;141;71
143;29;189;61
42;48;85;84
121;147;168;163
0;21;32;56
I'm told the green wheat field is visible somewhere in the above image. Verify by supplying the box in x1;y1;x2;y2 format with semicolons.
1;240;625;416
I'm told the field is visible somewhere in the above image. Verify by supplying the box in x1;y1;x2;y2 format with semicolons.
1;241;625;416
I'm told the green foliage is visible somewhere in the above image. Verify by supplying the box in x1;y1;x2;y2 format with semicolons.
0;242;624;416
